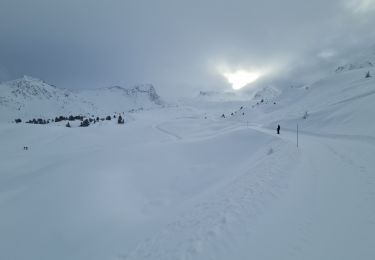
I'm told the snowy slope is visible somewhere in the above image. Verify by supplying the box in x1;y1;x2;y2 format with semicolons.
1;52;375;260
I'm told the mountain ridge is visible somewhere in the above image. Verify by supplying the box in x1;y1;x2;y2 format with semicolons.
0;76;164;121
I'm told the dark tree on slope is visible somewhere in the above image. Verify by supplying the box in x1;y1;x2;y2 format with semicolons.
365;71;371;78
80;119;90;127
106;115;111;120
37;118;46;124
303;111;309;119
15;118;22;123
66;122;71;127
118;115;124;124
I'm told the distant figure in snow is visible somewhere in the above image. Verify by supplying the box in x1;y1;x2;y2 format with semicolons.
277;124;280;135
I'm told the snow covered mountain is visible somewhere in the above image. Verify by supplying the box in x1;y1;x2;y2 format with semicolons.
0;76;164;121
335;60;373;73
81;84;163;114
335;45;375;73
197;90;251;102
0;76;88;120
228;65;375;137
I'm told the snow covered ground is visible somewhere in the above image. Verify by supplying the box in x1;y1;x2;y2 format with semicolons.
1;67;375;260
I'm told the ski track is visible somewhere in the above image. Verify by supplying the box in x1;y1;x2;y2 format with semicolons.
154;124;182;140
253;125;375;146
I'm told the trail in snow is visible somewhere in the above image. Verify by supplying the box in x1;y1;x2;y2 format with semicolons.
124;137;299;260
154;124;182;140
243;127;375;260
251;124;375;146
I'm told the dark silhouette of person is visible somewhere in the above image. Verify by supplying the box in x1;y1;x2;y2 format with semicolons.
277;124;280;135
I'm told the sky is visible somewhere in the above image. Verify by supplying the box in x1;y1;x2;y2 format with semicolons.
0;0;375;97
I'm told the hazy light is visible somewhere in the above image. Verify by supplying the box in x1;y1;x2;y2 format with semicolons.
223;70;261;90
346;0;375;13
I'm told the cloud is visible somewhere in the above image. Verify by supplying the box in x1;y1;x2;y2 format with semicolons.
346;0;375;13
0;0;374;96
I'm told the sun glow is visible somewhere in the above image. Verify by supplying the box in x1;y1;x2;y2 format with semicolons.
223;70;261;90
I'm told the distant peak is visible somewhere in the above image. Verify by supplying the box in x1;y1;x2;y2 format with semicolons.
104;84;155;92
107;85;124;90
335;61;373;73
19;75;44;83
1;75;49;87
22;75;38;80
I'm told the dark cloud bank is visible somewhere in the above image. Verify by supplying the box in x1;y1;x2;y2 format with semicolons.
1;0;375;97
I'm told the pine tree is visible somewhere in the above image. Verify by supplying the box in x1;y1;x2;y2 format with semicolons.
80;119;90;127
365;71;371;78
66;122;71;127
118;115;124;124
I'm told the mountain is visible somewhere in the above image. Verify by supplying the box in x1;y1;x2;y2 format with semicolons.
197;90;251;102
0;76;90;121
335;60;373;73
81;84;163;114
253;85;282;101
230;61;375;137
0;76;164;121
335;45;375;73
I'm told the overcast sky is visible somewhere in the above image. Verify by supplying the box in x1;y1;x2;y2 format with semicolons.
1;0;375;96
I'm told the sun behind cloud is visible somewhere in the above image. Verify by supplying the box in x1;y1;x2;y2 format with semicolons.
223;70;261;90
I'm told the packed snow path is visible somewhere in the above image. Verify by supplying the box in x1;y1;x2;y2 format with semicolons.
241;126;375;260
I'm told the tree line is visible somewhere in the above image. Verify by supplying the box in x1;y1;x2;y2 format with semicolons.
15;113;125;127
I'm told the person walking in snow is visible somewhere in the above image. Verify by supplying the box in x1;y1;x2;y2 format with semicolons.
277;124;280;135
